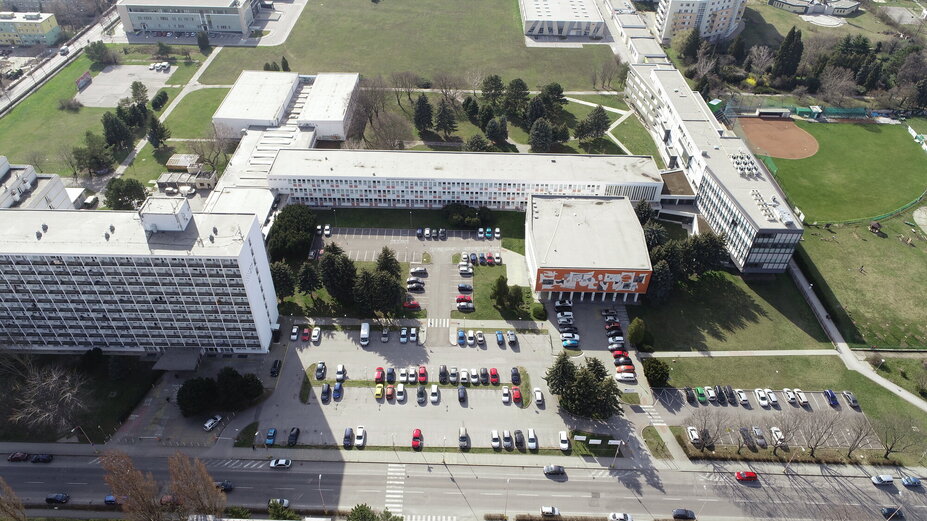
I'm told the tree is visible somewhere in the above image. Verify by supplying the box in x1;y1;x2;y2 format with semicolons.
490;275;509;308
695;41;717;79
877;416;920;459
374;246;402;280
389;71;420;105
502;78;529;117
348;504;379;521
224;506;252;518
85;40;119;65
196;31;210;52
819;65;856;104
176;377;217;417
268;500;300;520
771;410;803;456
216;367;247;410
464;134;492;152
485;117;507;144
678;29;701;62
477;103;495;130
189;127;232;172
539;82;567;114
728;34;746;64
801;409;842;458
147;117;171;148
0;476;26;521
689;407;728;451
297;262;322;298
102;111;132;149
352;270;375;316
462;96;479;120
73;131;114;173
748;45;774;74
573;120;592;142
131;81;148;106
104;178;147;210
772;26;803;79
641;358;670;387
270;262;296;300
266;204;316;262
355;75;389;125
434;98;458;138
584;105;610;139
151;90;169;111
280;56;290;72
688;232;727;275
844;414;875;458
560;361;622;420
544;352;577;395
367;111;412;150
643;221;668;249
240;373;264;402
432;72;463;106
413;94;434;132
585;357;609;381
320;249;357;306
100;451;163;521
529;117;553;152
647;260;675;305
369;270;405;315
627;317;645;346
525;96;546;128
168;452;226;516
157;42;172;57
507;284;524;310
480;74;505;106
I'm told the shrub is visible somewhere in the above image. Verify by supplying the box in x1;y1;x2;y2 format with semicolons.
58;98;83;112
638;344;655;353
531;302;547;320
627;317;646;346
642;358;670;387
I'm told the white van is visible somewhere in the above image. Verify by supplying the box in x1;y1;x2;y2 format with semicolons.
359;322;370;346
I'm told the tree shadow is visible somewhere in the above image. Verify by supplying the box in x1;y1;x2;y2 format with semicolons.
549;143;580;154
744;274;831;344
492;142;518;153
579;138;622;155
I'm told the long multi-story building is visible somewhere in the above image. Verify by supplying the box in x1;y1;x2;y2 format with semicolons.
0;11;60;46
654;0;746;42
116;0;258;35
518;0;606;37
266;149;664;210
0;198;278;360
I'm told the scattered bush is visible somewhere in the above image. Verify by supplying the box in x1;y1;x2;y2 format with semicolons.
58;98;83;112
531;302;547;320
638;344;655;353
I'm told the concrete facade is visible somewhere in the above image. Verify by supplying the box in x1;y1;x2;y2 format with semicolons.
519;0;606;37
116;0;258;35
297;73;359;141
0;157;72;210
767;0;860;15
0;11;60;46
655;0;747;42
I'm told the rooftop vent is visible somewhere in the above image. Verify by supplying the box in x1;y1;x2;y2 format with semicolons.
41;223;48;232
109;224;115;232
35;231;42;240
104;232;110;241
213;226;218;235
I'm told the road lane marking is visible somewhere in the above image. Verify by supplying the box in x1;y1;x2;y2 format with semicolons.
67;482;88;485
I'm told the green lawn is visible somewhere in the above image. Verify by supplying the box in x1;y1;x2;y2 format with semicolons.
774;121;927;222
502;237;525;255
663;354;927;465
0;55;109;172
163;88;229;138
166;62;201;86
907;118;927;135
613;114;666;169
627;270;831;351
198;0;613;88
312;208;526;239
107;43;209;64
740;0;893;51
122;143;174;186
797;210;927;348
570;94;629;111
449;262;536;321
151;87;182;115
642;426;671;459
874;357;927;401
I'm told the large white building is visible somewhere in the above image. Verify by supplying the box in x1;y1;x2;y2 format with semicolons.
297;73;360;141
655;0;747;42
519;0;606;37
1;156;72;210
0;198;279;361
116;0;259;35
212;71;301;138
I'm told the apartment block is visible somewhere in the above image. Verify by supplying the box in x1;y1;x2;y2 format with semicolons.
655;0;746;42
0;11;60;46
116;0;258;35
519;0;606;37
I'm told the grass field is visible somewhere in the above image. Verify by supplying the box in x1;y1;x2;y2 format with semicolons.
663;354;927;465
107;43;209;64
449;262;535;321
197;0;613;88
797;209;927;348
151;87;182;115
774;121;927;222
166;62;201;86
908;118;927;135
740;0;893;50
875;357;927;400
627;270;831;351
312;208;526;239
121;143;175;186
613;114;666;169
163;88;229;138
570;94;629;111
642;426;671;459
0;55;109;172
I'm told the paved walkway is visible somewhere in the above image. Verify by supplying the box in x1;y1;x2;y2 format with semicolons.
640;349;837;358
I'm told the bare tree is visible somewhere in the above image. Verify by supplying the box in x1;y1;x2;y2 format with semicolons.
614;61;630;89
463;67;487;95
590;67;598;90
690;407;729;451
56;145;80;178
189;127;233;174
100;451;164;521
801;409;842;458
695;42;717;79
366;111;412;150
355;75;389;125
799;35;838;76
343;137;366;150
730;415;753;454
771;410;803;456
600;59;618;90
819;66;856;104
877;416;920;459
26;151;46;172
431;72;464;107
167;452;226;516
389;71;420;106
8;361;88;433
748;45;774;74
843;415;876;459
0;477;26;521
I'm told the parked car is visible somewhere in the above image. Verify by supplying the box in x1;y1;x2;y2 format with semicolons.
843;390;859;408
287;427;300;447
269;459;291;468
7;452;29;462
880;507;904;519
411;429;423;450
289;325;299;341
559;431;570;451
794;388;809;405
512;386;522;402
355;426;366;447
336;364;346;382
735;471;758;482
511;367;521;384
764;388;778;406
527;428;538;450
311;327;321;342
491;430;501;449
824;389;839;406
396;384;406;401
458;283;473;292
686;426;701;446
399;327;409;343
315;361;326;379
902;477;922;487
333;382;343;400
265;428;277;446
695;387;707;403
203;415;222;432
783;388;797;403
735;388;749;405
754;388;769;407
672;509;696;520
872;475;895;485
490;368;499;384
270;359;282;377
540;506;560;517
684;387;695;404
343;427;355;448
321;383;331;402
457;302;475;312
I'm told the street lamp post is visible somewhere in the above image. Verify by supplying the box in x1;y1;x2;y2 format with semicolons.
318;474;326;512
877;359;886;371
442;435;447;464
504;478;510;519
71;426;93;446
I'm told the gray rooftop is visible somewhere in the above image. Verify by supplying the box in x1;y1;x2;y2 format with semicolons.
117;0;242;8
267;149;662;184
298;73;359;125
529;196;651;270
213;71;299;124
521;0;604;22
615;13;647;27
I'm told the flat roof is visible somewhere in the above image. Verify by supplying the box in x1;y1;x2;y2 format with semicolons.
213;71;299;125
528;196;651;270
0;11;55;22
116;0;241;8
630;37;666;57
615;13;646;27
0;209;255;257
521;0;604;22
298;73;359;124
623;27;652;38
267;149;663;185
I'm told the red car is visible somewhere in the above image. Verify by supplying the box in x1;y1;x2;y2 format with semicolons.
486;253;495;265
374;367;384;383
386;385;395;400
512;386;522;402
411;428;423;450
7;452;29;462
418;365;427;383
616;365;635;373
489;368;499;384
456;295;472;303
605;323;622;331
403;301;421;309
611;350;630;358
301;327;310;341
735;471;758;481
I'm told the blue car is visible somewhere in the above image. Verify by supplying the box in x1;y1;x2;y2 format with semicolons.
903;477;922;487
458;283;473;292
824;389;839;406
496;331;505;345
333;382;343;399
265;428;277;446
484;229;493;239
562;339;580;348
457;330;466;345
469;253;478;264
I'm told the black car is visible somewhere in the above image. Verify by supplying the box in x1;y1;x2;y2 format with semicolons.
386;367;396;383
46;493;70;504
31;454;53;463
480;367;489;384
684;387;696;404
607;329;624;338
287;427;300;447
214;480;234;492
438;228;447;239
478;253;487;265
321;383;331;402
458;386;467;403
881;507;904;519
417;385;426;404
715;385;727;405
270;359;282;377
558;325;579;334
343;428;354;448
7;452;29;462
439;365;449;384
514;429;525;448
416;228;424;238
672;509;696;520
469;253;478;264
724;385;736;403
458;283;473;292
614;357;632;365
543;464;565;475
407;283;424;292
315;362;326;379
511;367;521;385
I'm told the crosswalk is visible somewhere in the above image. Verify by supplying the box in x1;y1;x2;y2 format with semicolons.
427;318;450;328
403;516;458;521
639;404;667;426
385;463;406;515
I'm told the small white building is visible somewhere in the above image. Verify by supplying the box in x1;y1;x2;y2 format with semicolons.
298;73;360;141
0;156;73;210
116;0;259;35
212;70;300;138
519;0;606;37
628;36;670;64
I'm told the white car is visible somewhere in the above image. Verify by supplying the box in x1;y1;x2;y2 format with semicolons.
705;386;717;401
355;426;366;447
396;384;406;401
203;415;222;432
430;384;440;404
494;227;501;239
269;459;292;468
783;388;797;403
323;224;331;236
476;331;485;344
407;366;416;383
491;429;501;449
461;370;470;384
410;327;418;344
794;388;809;405
764;388;778;406
502;386;511;403
554;299;573;308
311;327;321;342
770;426;784;446
608;514;632;521
735;388;749;405
399;327;408;344
335;364;346;382
459;265;473;275
399;368;408;382
527;428;538;450
754;388;769;407
559;431;570;451
269;499;290;508
534;388;544;405
686;426;701;446
615;372;637;382
494;252;502;264
289;325;299;341
466;330;475;345
477;227;484;239
560;333;580;341
469;368;478;384
871;475;894;485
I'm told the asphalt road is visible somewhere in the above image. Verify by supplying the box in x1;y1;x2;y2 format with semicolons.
5;456;926;520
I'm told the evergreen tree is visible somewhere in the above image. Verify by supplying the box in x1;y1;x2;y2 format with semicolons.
269;262;296;299
270;61;280;71
528;118;553;152
462;96;479;120
266;204;316;262
585;105;610;139
147;117;171;148
477;103;495;130
281;56;290;72
688;232;728;275
480;74;505;106
502;78;529;118
263;62;272;71
679;29;701;62
353;270;375;315
130;81;148;106
413;94;434;132
915;79;927;109
296;262;322;298
370;270;405;314
544;352;576;395
647;259;675;305
374;246;402;280
539;82;567;113
771;26;803;79
434;98;458;138
643;221;668;249
573;120;592;142
320;250;357;306
864;61;883;91
642;358;670;387
73;131;114;173
103;177;145;210
585;357;609;381
552;123;570;144
489;275;509;308
485;118;506;144
525;96;546;128
101;111;132;149
196;31;210;52
498;116;509;141
727;34;746;64
634;198;657;224
151;90;169;110
176;377;218;416
627;317;646;346
464;134;492;152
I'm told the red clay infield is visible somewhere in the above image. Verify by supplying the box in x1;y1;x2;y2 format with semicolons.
738;117;820;160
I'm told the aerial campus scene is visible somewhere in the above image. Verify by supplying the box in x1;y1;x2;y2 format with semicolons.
1;0;927;519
